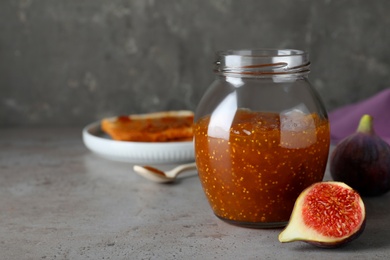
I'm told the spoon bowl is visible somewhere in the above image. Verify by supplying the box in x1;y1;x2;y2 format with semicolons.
133;162;197;183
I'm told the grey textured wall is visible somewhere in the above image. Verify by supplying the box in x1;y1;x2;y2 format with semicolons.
1;0;389;127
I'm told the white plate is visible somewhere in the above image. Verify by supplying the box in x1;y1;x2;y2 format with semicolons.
82;121;195;164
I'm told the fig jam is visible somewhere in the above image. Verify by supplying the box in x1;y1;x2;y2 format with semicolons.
194;109;330;227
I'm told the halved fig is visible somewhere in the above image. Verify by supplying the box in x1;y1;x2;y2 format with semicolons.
278;181;366;248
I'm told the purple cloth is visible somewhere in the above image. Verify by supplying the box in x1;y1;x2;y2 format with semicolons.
329;88;390;145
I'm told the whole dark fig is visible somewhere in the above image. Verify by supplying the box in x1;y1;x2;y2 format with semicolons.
330;114;390;196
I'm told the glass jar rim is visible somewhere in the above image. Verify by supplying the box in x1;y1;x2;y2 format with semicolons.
217;49;306;57
214;49;310;77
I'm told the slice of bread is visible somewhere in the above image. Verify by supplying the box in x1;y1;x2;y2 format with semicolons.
101;111;194;142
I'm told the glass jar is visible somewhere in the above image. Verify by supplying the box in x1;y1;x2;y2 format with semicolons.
194;49;330;228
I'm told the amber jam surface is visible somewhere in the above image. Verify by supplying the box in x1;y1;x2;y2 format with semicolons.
194;109;330;227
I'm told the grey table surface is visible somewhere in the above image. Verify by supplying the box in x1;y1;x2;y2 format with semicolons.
1;127;390;260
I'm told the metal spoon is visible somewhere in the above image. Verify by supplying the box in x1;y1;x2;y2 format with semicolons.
133;162;197;183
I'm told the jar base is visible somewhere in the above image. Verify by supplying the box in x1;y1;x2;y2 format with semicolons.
216;215;288;229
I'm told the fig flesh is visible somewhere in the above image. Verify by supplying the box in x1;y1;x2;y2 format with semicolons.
330;114;390;196
278;181;366;248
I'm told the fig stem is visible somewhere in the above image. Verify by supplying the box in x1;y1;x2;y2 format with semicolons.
357;114;374;134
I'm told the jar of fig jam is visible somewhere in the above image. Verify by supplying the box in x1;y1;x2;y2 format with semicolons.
194;49;330;228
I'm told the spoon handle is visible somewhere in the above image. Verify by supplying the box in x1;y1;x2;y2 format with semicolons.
165;162;197;178
175;162;197;172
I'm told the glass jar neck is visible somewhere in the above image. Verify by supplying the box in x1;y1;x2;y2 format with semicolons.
214;49;310;78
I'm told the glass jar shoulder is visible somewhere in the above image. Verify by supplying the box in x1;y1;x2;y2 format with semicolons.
195;76;327;122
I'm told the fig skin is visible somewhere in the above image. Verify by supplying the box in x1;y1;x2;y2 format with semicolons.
330;114;390;196
278;181;366;248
